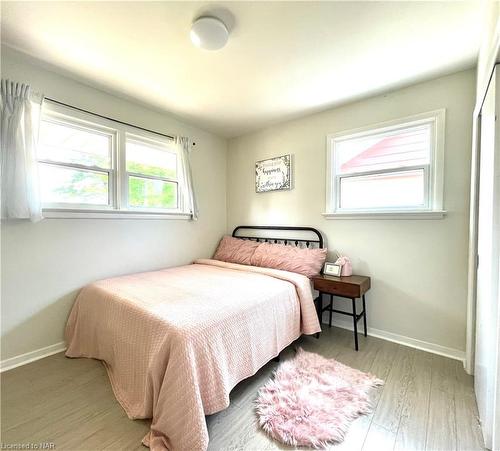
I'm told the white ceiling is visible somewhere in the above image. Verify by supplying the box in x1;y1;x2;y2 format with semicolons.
1;1;482;138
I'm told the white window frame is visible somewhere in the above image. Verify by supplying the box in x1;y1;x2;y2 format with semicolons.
38;110;118;212
39;102;191;220
324;109;447;220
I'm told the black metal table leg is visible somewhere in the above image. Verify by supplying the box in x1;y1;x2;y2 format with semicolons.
314;295;322;319
315;294;322;339
328;294;333;328
352;298;359;351
362;294;367;337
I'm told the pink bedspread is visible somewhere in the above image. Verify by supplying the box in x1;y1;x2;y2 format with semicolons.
65;259;321;451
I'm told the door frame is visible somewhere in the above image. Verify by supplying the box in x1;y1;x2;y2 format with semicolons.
472;65;500;450
465;59;500;375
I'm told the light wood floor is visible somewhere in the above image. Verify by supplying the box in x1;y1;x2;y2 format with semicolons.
1;327;484;451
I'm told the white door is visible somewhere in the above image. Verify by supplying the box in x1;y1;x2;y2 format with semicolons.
475;65;500;451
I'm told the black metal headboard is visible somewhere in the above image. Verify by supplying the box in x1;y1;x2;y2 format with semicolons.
232;225;324;249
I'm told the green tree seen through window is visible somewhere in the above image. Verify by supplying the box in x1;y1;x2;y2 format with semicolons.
55;161;177;208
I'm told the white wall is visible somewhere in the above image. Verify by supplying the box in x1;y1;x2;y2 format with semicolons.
0;47;227;363
227;69;475;356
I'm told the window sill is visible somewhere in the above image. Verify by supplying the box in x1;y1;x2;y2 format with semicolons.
322;210;447;220
42;209;193;220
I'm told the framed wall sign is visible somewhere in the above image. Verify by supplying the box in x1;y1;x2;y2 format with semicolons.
323;262;342;277
255;154;292;193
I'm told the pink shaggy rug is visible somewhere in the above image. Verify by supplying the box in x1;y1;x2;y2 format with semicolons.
255;348;383;448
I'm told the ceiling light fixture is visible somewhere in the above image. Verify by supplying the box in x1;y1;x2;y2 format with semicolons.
190;16;229;51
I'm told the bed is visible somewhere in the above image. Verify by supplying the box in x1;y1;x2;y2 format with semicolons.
64;226;324;451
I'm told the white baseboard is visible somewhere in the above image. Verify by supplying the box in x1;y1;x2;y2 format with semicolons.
324;317;466;363
0;341;67;372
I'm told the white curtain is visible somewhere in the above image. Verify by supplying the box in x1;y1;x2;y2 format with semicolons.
176;136;198;220
1;79;43;222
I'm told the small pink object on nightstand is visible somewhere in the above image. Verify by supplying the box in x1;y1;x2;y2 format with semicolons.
335;256;353;276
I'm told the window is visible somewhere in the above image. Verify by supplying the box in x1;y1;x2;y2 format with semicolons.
126;135;178;210
37;102;190;218
325;110;445;218
38;115;114;208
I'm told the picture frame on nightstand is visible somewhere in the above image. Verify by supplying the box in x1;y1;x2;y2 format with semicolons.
323;262;342;277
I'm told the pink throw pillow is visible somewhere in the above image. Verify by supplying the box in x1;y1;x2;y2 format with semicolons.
250;242;327;278
213;236;260;265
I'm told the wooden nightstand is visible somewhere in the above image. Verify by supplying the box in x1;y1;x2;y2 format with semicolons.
312;274;371;351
